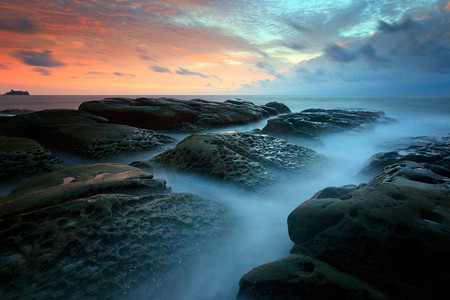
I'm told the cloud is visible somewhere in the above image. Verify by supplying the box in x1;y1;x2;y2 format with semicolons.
176;67;208;78
33;68;51;76
324;44;358;63
14;50;65;67
140;55;156;61
85;71;105;75
281;42;305;51
0;64;10;70
113;72;135;77
0;18;38;33
150;65;171;73
378;19;417;33
358;44;389;66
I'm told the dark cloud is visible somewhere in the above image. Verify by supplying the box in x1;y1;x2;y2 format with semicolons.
176;67;208;78
140;55;156;61
205;83;213;87
0;64;10;70
324;44;358;63
0;18;38;33
256;61;273;69
113;72;135;77
358;44;389;66
378;19;417;33
85;71;105;75
150;65;171;73
282;18;310;32
33;68;51;76
282;42;305;51
14;50;65;67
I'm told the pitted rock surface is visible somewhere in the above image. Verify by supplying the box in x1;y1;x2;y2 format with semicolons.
262;108;393;138
239;162;450;300
150;131;326;189
0;136;64;184
0;164;229;299
46;123;175;158
361;141;450;176
78;97;288;131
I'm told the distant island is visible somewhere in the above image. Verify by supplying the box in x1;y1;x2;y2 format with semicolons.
3;89;30;95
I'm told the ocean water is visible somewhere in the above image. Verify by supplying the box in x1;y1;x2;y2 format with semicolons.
1;95;449;299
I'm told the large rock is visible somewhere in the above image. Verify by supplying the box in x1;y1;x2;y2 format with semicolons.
146;131;325;189
262;108;393;138
0;163;229;299
45;123;175;158
79;97;289;131
0;136;64;184
0;109;108;139
361;140;450;176
238;254;389;300
238;161;449;299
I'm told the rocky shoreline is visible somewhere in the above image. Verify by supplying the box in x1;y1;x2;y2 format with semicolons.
0;97;448;299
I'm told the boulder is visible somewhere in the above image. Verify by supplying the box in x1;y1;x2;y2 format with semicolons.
0;163;229;299
0;136;64;184
45;123;175;158
378;135;450;149
361;141;449;176
239;161;450;299
238;254;389;300
78;97;289;131
147;131;325;189
262;108;393;138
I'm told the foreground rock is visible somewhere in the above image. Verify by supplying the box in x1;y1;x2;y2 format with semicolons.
45;123;175;158
361;140;450;176
238;161;450;299
143;131;325;189
0;163;229;299
0;136;64;184
79;97;290;131
262;108;393;138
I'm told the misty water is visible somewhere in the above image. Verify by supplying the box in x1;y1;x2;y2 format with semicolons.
1;95;449;299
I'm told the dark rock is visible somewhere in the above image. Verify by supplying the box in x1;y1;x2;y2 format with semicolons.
238;254;389;300
0;116;29;137
263;101;291;114
361;141;450;176
239;161;450;299
148;131;326;189
0;109;34;116
0;163;229;299
3;90;29;95
378;135;450;149
78;97;288;132
262;108;393;138
0;136;64;184
45;123;175;158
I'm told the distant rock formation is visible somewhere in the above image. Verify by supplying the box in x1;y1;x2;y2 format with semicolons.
3;89;30;95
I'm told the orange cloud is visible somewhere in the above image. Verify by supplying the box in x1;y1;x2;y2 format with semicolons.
446;2;450;11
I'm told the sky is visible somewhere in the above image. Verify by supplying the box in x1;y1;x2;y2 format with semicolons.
0;0;449;95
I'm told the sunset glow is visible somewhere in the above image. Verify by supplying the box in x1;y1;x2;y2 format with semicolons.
0;0;449;95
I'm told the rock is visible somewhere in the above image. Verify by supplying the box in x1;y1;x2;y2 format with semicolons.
361;141;450;176
0;163;229;299
148;131;326;189
0;163;166;218
0;109;108;139
45;123;176;158
239;161;450;299
378;135;450;149
262;108;393;138
78;97;288;132
3;89;29;95
238;254;389;300
0;109;34;116
262;101;291;114
0;136;64;184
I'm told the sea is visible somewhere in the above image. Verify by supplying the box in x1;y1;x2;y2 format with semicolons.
1;95;449;299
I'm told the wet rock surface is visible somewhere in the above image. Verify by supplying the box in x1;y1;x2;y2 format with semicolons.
0;136;64;184
262;108;393;138
45;123;175;158
239;160;450;300
362;140;450;176
0;163;229;299
146;131;326;189
79;97;288;131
